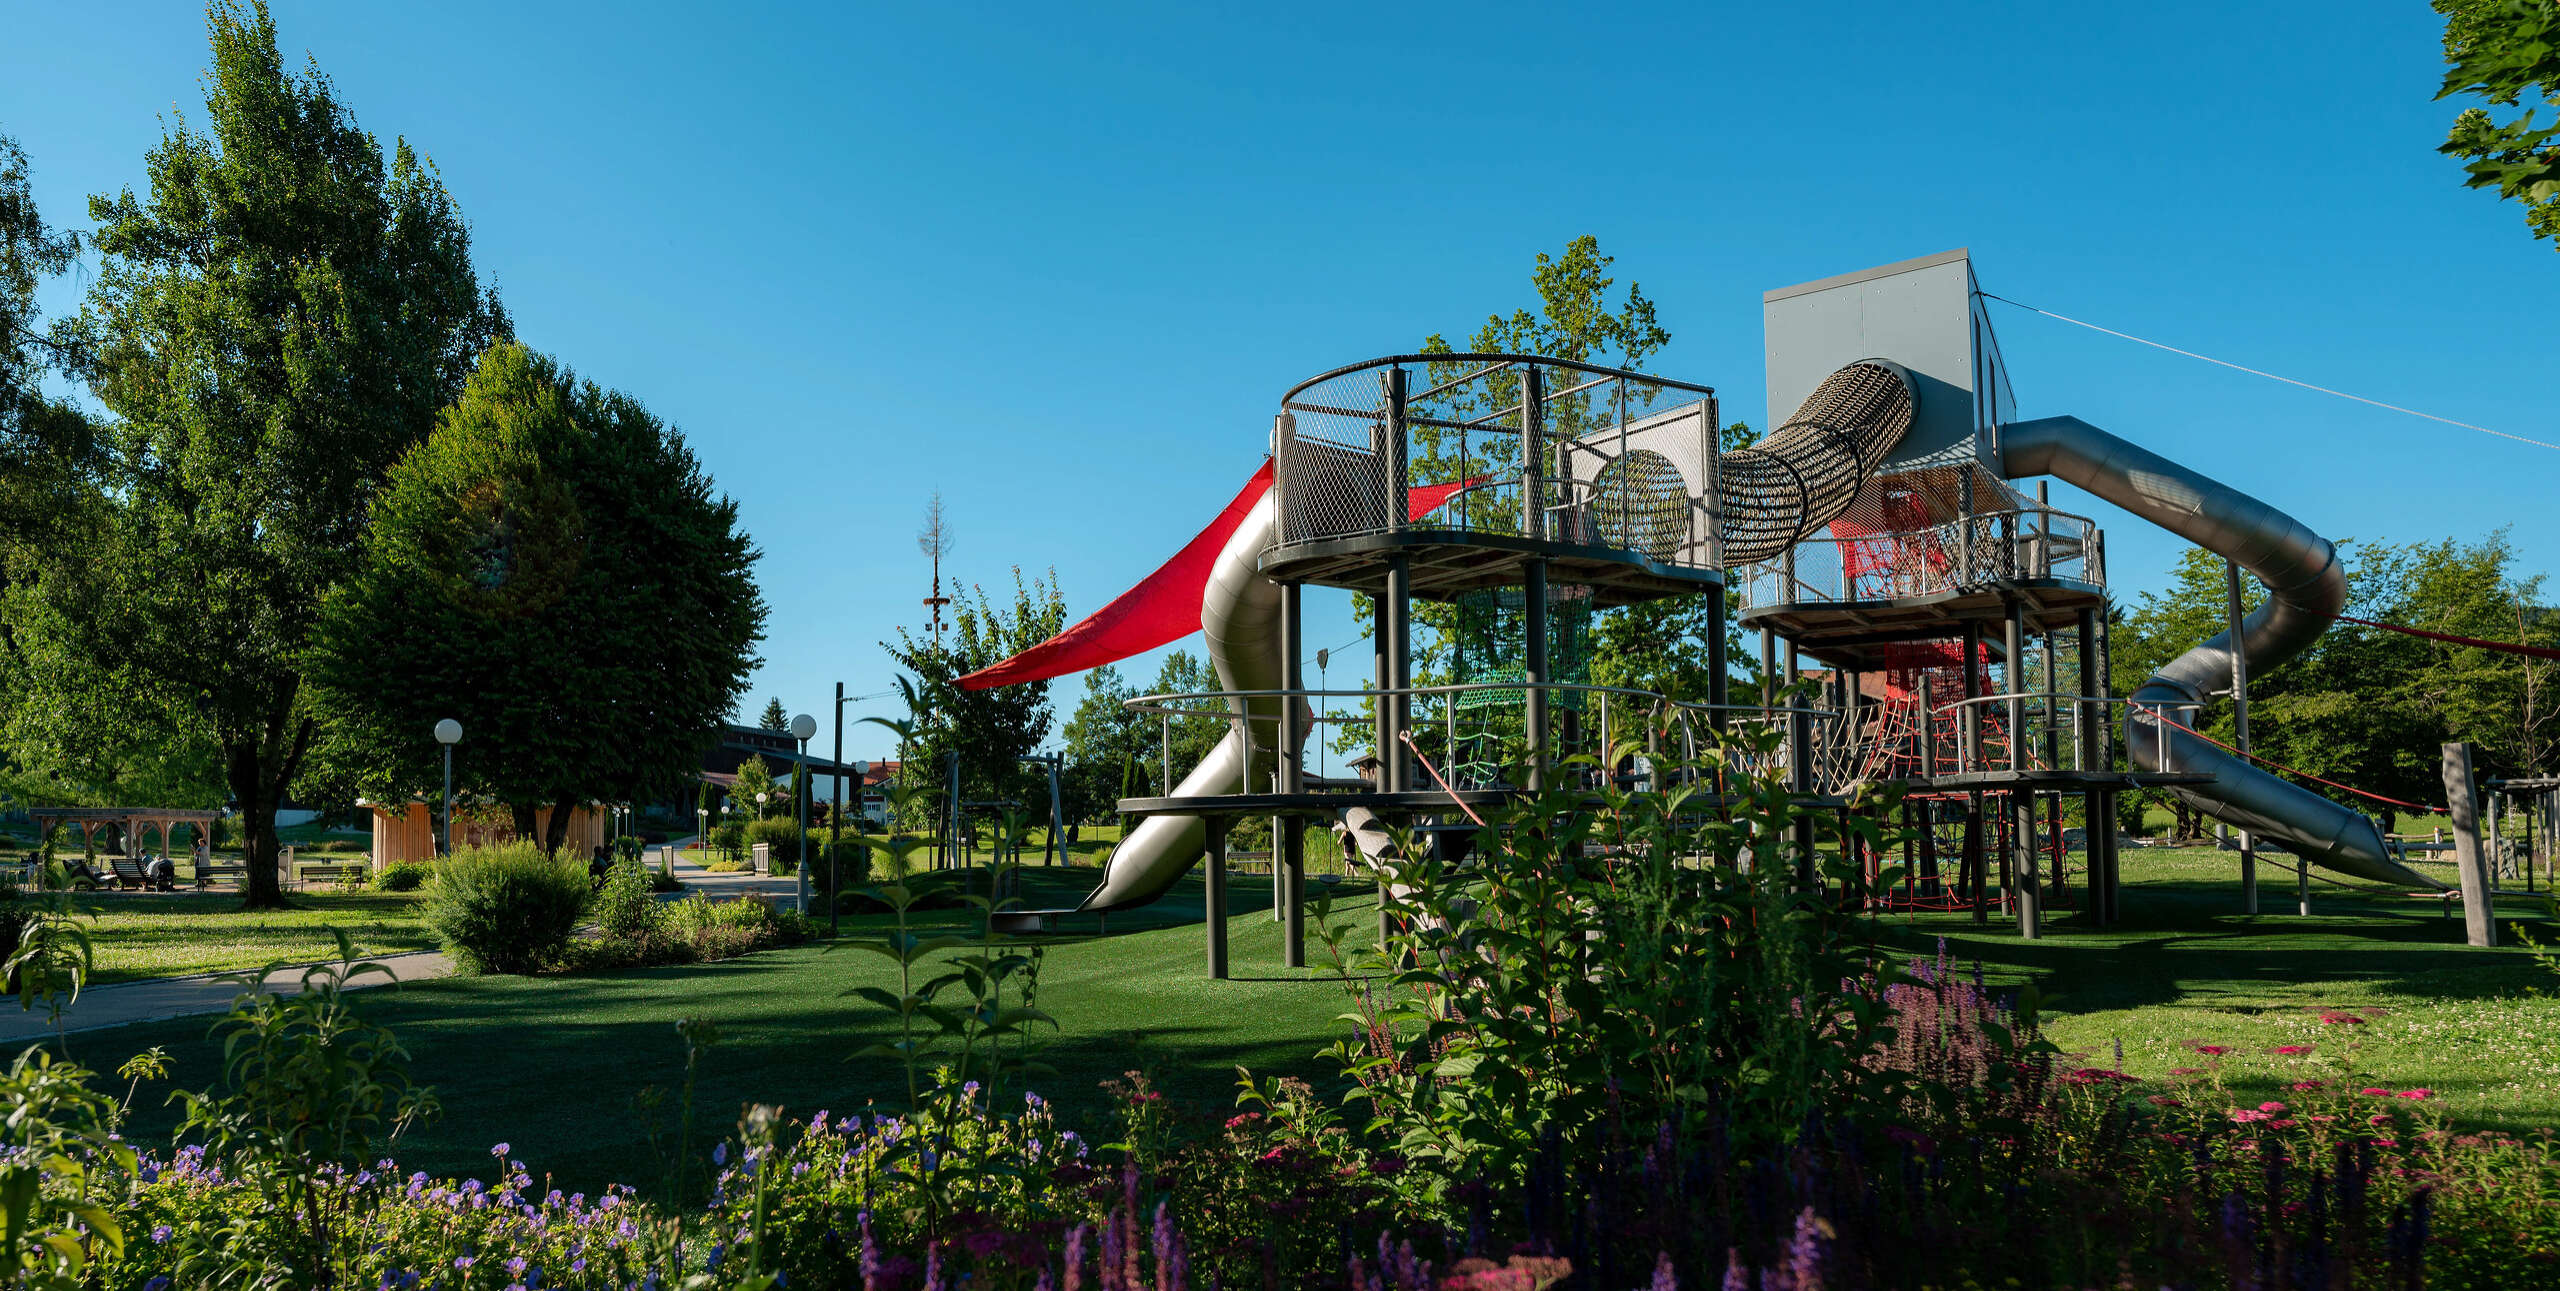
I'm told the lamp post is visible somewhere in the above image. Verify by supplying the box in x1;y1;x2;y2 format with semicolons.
791;713;818;914
433;719;462;857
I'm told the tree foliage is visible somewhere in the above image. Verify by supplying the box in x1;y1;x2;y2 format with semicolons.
0;132;227;812
2110;534;2560;834
6;3;507;903
303;342;765;853
2437;0;2560;247
883;570;1068;824
759;698;789;731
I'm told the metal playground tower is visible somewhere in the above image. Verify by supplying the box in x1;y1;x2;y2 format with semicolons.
959;249;2433;975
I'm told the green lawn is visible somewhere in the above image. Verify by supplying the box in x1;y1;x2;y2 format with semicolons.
1878;845;2560;1134
38;841;2560;1198
70;891;440;984
77;865;1378;1194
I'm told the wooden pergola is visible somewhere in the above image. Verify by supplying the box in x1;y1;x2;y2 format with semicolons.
24;807;223;857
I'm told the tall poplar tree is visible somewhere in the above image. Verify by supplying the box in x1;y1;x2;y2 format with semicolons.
29;3;506;903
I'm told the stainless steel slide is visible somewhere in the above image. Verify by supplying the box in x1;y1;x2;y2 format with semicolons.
1073;488;1306;911
2000;416;2432;887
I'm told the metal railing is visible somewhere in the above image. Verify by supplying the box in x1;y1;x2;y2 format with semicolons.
1272;354;1721;571
1924;693;2196;774
1734;507;2106;610
1121;680;1843;800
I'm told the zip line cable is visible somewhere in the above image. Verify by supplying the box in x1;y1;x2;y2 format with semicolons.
1976;291;2560;455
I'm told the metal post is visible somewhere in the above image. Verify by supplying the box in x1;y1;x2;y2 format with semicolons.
1387;554;1411;793
797;735;812;913
1707;577;1730;727
1384;366;1410;532
440;745;454;859
1961;621;1984;771
831;682;845;933
2226;559;2257;914
1205;816;1231;978
1282;812;1304;968
1522;365;1545;541
1524;559;1550;792
1161;714;1173;798
2442;742;2496;948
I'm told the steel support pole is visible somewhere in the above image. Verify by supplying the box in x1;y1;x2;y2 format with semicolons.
1524;559;1550;792
2226;559;2257;914
1280;581;1302;932
1707;578;1730;728
1205;816;1231;978
1282;815;1304;968
1386;555;1412;793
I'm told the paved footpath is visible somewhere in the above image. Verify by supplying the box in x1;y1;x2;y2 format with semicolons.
0;838;800;1043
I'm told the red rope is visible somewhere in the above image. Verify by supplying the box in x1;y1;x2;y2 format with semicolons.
2336;615;2560;662
2144;708;2447;814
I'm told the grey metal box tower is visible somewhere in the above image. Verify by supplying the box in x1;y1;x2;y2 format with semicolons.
1763;248;2015;471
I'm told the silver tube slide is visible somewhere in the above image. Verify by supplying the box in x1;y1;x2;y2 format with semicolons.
1074;489;1306;912
1999;416;2431;887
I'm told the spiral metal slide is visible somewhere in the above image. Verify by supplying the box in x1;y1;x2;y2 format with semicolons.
1999;417;2432;887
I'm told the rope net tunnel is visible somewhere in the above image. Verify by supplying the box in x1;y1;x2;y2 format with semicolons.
1719;360;1917;564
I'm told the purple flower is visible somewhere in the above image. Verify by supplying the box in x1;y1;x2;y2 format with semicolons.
711;1142;728;1167
1653;1251;1677;1291
151;1225;172;1244
490;1142;511;1157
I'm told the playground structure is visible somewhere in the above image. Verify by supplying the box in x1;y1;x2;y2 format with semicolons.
961;248;2438;973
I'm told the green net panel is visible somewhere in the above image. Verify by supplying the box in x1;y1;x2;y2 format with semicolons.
1444;583;1596;789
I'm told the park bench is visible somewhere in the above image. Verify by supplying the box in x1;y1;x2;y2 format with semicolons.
293;859;370;888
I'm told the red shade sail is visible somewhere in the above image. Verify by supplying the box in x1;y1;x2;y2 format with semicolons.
958;462;1478;690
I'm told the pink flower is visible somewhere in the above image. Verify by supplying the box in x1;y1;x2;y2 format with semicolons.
2367;1114;2393;1126
2396;1088;2434;1101
2168;1067;2204;1077
2192;1044;2232;1057
2230;1108;2272;1124
2318;1012;2366;1026
2271;1045;2315;1056
2359;1087;2392;1097
2289;1081;2325;1092
2258;1101;2288;1113
2146;1095;2181;1107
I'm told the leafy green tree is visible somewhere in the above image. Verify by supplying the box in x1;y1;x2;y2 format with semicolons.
885;570;1068;826
303;342;766;854
731;754;778;818
0;132;226;813
2110;535;2557;836
2437;0;2560;248
8;3;507;904
759;697;789;731
1058;663;1146;823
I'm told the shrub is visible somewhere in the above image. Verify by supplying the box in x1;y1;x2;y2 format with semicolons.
419;842;589;974
742;817;820;871
710;820;745;856
595;860;664;943
375;860;435;892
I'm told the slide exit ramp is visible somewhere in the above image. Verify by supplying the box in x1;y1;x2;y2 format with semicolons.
1999;416;2431;888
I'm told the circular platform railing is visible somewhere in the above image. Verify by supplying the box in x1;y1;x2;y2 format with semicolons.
1272;355;1722;573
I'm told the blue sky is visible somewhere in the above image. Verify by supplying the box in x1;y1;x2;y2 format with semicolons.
5;1;2550;762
